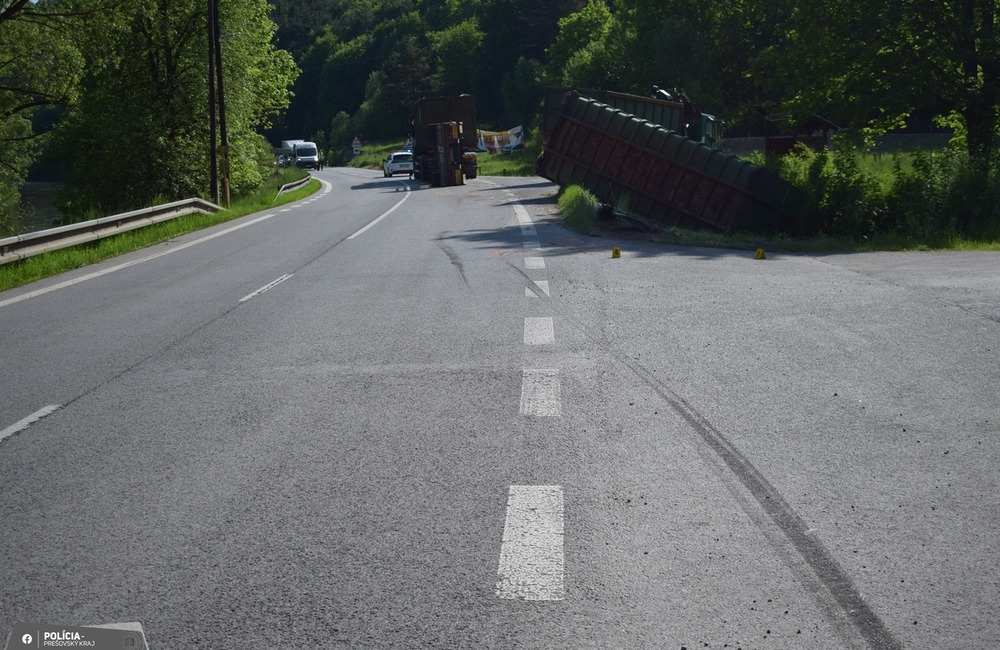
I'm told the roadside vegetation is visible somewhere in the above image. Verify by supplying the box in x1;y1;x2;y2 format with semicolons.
557;136;1000;252
0;169;316;293
3;0;999;276
558;185;601;236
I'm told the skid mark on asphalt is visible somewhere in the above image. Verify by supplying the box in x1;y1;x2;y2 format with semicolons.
591;337;902;649
525;280;550;298
434;237;471;289
498;188;901;646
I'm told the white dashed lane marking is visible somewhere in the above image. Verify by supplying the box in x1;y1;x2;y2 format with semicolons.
525;257;545;270
523;317;554;345
519;369;560;416
239;274;294;303
496;485;565;601
0;405;61;445
525;280;550;298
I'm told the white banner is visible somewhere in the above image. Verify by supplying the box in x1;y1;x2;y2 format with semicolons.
477;126;524;154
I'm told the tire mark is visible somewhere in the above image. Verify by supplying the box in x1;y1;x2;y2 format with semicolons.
435;236;470;289
620;355;901;649
511;256;903;649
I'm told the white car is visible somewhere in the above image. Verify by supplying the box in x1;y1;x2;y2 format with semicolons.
383;151;414;177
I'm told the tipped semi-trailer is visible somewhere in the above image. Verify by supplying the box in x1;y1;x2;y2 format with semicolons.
538;91;811;233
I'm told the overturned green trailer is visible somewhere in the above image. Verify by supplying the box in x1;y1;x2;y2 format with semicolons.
538;91;811;233
542;87;721;146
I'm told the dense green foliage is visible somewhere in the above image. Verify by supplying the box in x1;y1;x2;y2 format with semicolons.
759;143;1000;241
0;0;297;230
1;0;998;241
0;0;85;232
54;0;297;217
271;0;580;145
272;1;998;164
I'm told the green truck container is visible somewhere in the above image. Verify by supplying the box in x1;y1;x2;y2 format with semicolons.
538;93;811;233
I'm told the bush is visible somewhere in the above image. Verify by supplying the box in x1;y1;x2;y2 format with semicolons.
766;142;1000;242
558;184;600;235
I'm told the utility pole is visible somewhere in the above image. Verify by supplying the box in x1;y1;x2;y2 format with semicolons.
208;0;218;204
208;0;230;208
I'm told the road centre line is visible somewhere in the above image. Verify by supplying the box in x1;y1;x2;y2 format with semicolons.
1;405;61;445
496;485;565;601
0;212;283;310
525;280;550;298
519;369;560;416
239;274;294;303
347;184;411;239
524;317;555;344
514;204;535;235
523;240;542;250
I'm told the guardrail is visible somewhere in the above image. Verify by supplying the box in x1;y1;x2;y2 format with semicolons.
274;174;312;200
0;198;223;266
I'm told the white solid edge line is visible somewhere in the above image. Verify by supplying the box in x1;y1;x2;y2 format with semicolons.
0;212;281;310
496;485;565;601
239;273;294;303
347;184;411;239
0;177;336;311
0;405;61;444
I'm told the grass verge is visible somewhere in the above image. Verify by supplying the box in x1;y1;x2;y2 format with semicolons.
651;223;1000;253
0;172;319;293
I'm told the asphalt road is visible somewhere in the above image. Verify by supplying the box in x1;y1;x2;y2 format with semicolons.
0;169;997;649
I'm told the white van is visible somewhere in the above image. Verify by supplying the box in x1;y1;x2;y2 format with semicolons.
292;141;320;170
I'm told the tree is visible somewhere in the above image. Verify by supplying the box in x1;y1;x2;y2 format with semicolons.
759;0;1000;162
0;0;85;230
380;35;431;131
544;0;613;85
56;0;297;216
501;57;543;127
428;17;483;95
